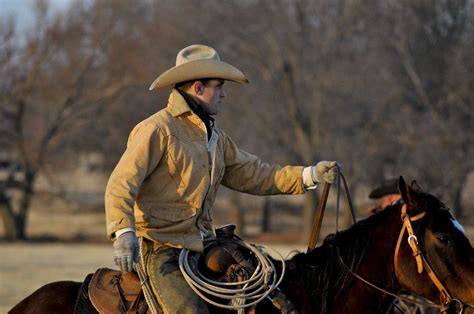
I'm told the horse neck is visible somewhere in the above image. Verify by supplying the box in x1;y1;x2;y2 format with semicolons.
282;204;405;313
353;204;405;289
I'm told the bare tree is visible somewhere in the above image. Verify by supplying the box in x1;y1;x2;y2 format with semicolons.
193;0;384;236
2;0;473;240
368;0;474;217
0;0;147;239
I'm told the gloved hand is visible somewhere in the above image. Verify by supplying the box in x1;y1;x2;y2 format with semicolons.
311;161;339;184
113;231;138;272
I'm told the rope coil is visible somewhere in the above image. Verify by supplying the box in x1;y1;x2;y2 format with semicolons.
179;238;286;310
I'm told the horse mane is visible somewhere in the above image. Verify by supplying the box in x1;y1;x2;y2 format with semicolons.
286;204;400;313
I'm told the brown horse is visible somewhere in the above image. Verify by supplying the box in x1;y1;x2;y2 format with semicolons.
10;177;474;313
255;177;474;313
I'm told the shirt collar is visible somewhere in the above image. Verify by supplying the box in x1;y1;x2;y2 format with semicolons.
167;88;193;117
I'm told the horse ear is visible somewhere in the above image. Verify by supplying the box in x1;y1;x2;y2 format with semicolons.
399;176;421;211
399;176;413;205
411;180;424;193
399;176;409;202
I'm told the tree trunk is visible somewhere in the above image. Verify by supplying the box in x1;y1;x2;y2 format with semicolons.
15;171;36;240
229;194;245;236
0;200;18;239
0;196;28;240
0;171;37;240
261;198;271;232
15;212;27;240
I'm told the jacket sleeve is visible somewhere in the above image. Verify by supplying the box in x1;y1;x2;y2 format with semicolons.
220;131;305;195
105;122;166;239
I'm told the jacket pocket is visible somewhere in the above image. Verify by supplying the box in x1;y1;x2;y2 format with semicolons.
148;205;196;224
166;135;206;189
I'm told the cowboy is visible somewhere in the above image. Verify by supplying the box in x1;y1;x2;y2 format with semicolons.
105;44;339;313
367;178;402;215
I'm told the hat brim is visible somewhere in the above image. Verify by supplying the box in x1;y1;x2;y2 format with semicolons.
149;59;249;91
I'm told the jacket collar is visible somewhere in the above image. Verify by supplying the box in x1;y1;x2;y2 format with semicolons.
167;88;193;117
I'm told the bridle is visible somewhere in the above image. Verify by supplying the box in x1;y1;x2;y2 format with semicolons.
394;203;459;313
394;204;453;304
335;201;473;313
324;173;473;313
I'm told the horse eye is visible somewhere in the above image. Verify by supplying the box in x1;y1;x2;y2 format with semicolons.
435;234;451;244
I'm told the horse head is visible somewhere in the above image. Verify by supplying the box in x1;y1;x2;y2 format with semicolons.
395;176;474;309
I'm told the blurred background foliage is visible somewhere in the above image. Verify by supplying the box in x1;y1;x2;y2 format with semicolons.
0;0;473;241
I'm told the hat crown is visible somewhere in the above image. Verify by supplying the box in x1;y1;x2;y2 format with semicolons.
176;45;221;66
149;44;248;91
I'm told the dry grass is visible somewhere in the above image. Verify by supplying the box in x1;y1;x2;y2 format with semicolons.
0;193;307;312
1;192;472;312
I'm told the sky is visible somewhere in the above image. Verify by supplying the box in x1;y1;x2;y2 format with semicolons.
0;0;72;32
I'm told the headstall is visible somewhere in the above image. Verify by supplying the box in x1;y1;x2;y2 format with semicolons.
394;203;471;313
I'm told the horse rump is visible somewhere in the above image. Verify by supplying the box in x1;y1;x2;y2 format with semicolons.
9;280;83;314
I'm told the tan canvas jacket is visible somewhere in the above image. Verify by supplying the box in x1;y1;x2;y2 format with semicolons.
105;89;305;252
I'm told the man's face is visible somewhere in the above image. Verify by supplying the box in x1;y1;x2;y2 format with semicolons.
379;194;401;209
197;79;226;115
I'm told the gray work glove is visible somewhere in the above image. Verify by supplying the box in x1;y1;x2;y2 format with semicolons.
311;161;339;184
113;231;138;272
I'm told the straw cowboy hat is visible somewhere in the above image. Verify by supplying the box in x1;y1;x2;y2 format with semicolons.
149;44;249;91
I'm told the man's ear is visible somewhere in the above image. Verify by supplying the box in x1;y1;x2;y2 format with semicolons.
193;81;205;96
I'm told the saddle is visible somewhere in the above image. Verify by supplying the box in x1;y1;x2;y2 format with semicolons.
79;225;294;313
88;268;150;314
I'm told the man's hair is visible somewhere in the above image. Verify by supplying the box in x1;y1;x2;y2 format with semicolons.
175;79;212;91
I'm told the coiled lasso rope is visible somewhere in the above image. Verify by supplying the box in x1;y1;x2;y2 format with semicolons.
178;238;286;310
